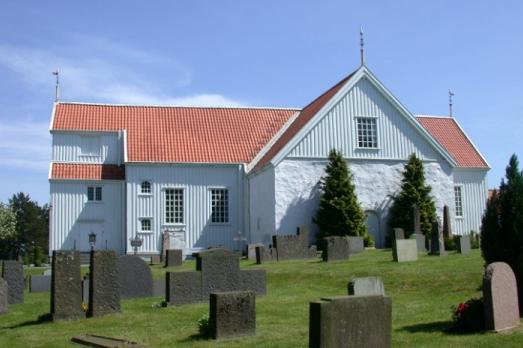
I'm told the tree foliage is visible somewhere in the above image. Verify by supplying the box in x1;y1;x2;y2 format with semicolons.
0;203;16;240
314;149;368;243
481;154;523;310
388;153;437;238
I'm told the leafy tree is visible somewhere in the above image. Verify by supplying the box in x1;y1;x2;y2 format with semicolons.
388;153;437;238
0;203;17;259
314;149;368;243
481;154;523;311
8;193;49;262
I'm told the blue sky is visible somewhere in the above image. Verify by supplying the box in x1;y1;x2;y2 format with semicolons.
1;1;522;204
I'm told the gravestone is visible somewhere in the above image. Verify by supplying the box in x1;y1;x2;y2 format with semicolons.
30;275;51;292
393;228;405;240
255;246;275;264
348;277;385;296
0;277;7;314
412;204;421;234
164;248;266;306
429;221;446;256
150;255;161;265
272;230;311;261
442;205;452;237
161;232;170;261
117;255;153;299
347;236;364;254
322;236;349;262
1;260;24;304
51;250;84;321
393;240;418;262
88;250;120;317
409;233;426;253
164;249;183;267
152;278;165;297
247;243;263;260
483;262;520;332
457;235;471;255
309;295;392;348
210;291;256;339
82;277;89;304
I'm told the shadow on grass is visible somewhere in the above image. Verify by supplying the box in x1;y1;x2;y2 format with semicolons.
179;332;211;342
6;313;52;329
400;320;486;336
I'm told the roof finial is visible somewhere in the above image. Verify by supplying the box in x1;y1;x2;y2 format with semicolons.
52;70;60;102
360;26;365;66
448;89;454;117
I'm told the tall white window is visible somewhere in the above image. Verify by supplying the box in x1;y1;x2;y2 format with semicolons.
454;186;463;217
141;181;151;194
211;188;229;223
80;136;101;156
87;186;102;201
140;219;151;232
356;117;378;148
165;188;184;224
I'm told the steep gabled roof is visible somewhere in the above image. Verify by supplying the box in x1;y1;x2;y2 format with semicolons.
416;115;489;168
50;163;125;180
52;103;298;164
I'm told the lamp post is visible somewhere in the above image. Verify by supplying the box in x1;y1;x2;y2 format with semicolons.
88;232;97;251
130;236;143;255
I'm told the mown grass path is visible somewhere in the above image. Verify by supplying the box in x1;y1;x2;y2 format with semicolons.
1;249;522;347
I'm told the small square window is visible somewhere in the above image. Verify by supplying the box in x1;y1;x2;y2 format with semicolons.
141;181;151;194
356;118;378;148
140;219;151;232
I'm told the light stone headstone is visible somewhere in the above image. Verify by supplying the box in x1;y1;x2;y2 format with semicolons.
247;243;263;260
409;233;427;253
348;277;385;296
457;235;471;255
483;262;520;332
393;240;418;262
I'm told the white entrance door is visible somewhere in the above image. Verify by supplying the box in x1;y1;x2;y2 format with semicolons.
365;211;383;248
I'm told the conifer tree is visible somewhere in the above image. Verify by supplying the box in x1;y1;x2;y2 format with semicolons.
388;153;437;238
314;149;368;243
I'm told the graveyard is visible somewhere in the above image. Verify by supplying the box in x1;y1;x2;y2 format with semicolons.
0;249;522;347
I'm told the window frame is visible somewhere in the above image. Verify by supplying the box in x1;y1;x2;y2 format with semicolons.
139;218;153;233
355;116;379;149
87;185;103;202
454;185;464;218
164;187;185;225
140;181;152;195
210;187;229;224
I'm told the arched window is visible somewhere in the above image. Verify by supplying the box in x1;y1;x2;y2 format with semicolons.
141;181;151;194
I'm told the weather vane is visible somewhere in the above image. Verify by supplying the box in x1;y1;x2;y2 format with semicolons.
52;70;60;102
448;89;454;117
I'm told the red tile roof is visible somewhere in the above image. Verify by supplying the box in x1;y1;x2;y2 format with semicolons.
52;104;298;164
416;116;488;168
252;72;356;171
51;163;125;180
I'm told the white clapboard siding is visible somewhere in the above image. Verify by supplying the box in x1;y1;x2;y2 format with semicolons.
248;167;276;245
49;181;125;254
52;132;122;164
126;164;245;253
288;77;444;162
453;169;489;235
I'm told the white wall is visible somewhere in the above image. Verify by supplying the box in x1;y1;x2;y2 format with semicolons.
248;167;276;245
274;158;454;247
126;164;245;253
49;180;125;254
453;169;488;235
52;132;122;164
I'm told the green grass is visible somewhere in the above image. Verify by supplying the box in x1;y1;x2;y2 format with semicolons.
1;250;522;347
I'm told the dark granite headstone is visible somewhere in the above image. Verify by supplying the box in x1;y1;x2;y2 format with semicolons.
412;204;421;234
457;235;471;255
309;295;391;348
483;262;520;332
347;236;364;254
117;255;153;299
348;277;385;296
88;250;121;317
152;278;165;297
1;260;24;304
164;249;183;267
272;230;311;261
409;233;427;253
210;291;256;339
393;228;405;240
429;221;446;256
255;246;275;264
30;275;51;292
164;248;266;306
443;205;452;237
0;277;7;315
322;236;350;262
51;250;84;321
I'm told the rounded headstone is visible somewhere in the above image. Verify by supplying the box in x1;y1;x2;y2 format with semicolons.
117;255;153;299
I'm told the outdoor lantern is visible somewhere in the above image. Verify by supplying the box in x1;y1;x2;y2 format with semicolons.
131;236;143;255
88;231;97;250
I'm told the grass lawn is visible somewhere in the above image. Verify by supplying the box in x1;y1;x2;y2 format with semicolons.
1;249;522;347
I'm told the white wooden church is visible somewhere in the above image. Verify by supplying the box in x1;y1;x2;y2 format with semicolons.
48;63;489;255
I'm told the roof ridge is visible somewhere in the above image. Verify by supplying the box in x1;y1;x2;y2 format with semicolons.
415;114;453;119
56;101;301;111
